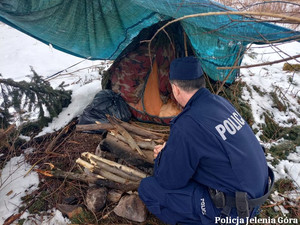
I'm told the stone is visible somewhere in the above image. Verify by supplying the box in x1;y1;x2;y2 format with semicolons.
57;204;83;219
113;194;147;222
107;189;123;203
86;187;107;212
63;196;78;205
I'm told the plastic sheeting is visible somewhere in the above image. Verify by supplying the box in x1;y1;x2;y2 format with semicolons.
78;89;131;125
1;0;299;83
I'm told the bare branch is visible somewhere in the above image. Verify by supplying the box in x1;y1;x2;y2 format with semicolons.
242;1;300;11
142;11;300;46
217;54;300;70
216;46;244;95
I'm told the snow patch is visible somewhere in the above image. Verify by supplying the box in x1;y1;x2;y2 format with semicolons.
37;79;102;136
0;155;39;224
21;209;71;225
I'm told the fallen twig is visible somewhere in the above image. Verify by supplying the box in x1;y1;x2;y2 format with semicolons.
45;121;74;153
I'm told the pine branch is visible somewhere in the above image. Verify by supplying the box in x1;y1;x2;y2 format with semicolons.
0;69;71;129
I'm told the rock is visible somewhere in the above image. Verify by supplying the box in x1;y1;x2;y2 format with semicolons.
107;189;123;203
113;194;147;222
86;187;107;212
57;204;83;219
63;196;78;205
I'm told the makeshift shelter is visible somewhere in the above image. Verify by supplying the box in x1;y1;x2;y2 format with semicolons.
103;22;193;123
1;0;299;123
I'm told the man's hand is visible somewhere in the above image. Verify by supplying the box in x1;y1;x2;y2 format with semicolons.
153;142;166;159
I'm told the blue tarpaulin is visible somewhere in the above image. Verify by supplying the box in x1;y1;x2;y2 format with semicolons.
1;0;299;83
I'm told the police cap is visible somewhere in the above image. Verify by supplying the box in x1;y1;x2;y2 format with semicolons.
169;56;204;80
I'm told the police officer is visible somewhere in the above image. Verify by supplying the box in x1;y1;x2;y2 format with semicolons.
138;57;272;225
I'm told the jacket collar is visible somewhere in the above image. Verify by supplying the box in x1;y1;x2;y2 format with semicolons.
171;88;210;124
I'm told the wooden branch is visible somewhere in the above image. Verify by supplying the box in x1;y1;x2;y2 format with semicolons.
82;152;148;179
45;125;68;153
131;133;165;145
49;168;98;183
107;115;146;158
95;179;139;192
217;53;300;70
184;31;188;57
39;168;140;191
100;134;154;168
76;158;128;184
87;156;141;182
76;123;114;131
142;11;300;46
76;122;164;140
216;46;243;95
141;11;300;74
110;130;156;150
114;117;166;139
129;121;170;133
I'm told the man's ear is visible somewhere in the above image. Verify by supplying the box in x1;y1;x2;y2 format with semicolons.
172;83;180;96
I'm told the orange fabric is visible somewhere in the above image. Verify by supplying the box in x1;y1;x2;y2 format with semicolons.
143;60;163;116
129;100;143;112
159;99;182;117
129;59;182;119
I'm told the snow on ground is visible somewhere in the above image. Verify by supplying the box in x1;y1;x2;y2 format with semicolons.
0;22;105;84
0;22;112;132
37;80;102;137
21;209;71;225
270;146;300;188
0;22;300;223
0;22;110;224
0;154;39;224
241;42;300;127
240;41;300;190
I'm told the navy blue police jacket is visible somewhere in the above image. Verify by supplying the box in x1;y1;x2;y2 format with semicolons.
154;88;268;199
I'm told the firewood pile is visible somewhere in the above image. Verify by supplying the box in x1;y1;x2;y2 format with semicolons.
38;115;169;223
76;115;169;173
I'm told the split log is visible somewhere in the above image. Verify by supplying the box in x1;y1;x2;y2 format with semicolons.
83;156;141;182
76;158;130;184
107;115;146;158
39;168;140;191
100;134;154;168
110;130;156;150
82;152;147;179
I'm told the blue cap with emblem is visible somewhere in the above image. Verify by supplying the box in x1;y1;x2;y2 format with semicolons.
169;56;204;80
